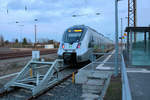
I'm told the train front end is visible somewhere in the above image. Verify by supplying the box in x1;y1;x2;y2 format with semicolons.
57;26;86;66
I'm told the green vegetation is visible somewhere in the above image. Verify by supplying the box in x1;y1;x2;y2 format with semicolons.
22;37;28;45
15;38;18;43
104;75;122;100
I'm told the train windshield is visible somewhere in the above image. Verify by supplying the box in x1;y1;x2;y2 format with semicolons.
63;29;84;43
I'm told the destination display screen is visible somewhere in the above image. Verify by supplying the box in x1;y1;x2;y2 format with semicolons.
74;29;82;32
68;29;83;33
64;28;85;43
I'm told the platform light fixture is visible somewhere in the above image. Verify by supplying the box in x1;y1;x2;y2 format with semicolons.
15;21;24;47
72;12;100;17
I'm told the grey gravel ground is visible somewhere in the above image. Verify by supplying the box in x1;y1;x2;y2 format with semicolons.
36;79;83;100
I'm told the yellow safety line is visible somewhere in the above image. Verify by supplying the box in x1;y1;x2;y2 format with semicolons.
30;68;33;77
72;72;75;84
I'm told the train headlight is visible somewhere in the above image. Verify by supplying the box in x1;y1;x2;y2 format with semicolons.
77;43;81;49
62;44;65;49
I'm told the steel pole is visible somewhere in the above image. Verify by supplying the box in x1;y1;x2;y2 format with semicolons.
128;0;130;27
34;24;37;48
114;0;119;76
20;25;24;48
121;18;123;52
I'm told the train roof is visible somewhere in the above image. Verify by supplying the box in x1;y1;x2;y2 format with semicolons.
65;25;113;43
66;25;88;30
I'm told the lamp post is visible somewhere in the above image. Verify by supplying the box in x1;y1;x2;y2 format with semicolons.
114;0;119;77
120;18;123;52
72;12;100;17
16;21;24;48
34;19;38;48
19;25;24;48
72;13;101;26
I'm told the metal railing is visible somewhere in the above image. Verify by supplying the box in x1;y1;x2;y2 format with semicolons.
3;59;63;96
121;54;132;100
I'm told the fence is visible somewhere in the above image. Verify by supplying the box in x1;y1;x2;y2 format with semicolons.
121;54;132;100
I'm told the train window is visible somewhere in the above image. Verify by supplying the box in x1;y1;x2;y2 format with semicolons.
63;28;84;43
68;33;81;37
91;36;94;42
66;32;82;43
88;35;94;48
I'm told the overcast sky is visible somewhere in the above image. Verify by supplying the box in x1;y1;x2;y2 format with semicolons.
0;0;150;42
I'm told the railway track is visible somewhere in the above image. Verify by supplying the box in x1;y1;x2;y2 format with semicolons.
0;49;57;60
0;68;75;100
0;62;88;100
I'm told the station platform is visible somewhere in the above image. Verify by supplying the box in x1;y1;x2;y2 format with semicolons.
100;51;150;100
127;67;150;100
75;50;121;100
75;48;150;100
124;26;150;100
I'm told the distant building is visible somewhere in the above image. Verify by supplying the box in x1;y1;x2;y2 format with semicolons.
44;44;54;49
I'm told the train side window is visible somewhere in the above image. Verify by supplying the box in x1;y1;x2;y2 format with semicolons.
88;36;94;48
91;36;94;42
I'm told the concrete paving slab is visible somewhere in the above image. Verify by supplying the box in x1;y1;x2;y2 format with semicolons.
86;79;104;86
82;89;101;94
88;71;112;79
128;72;150;100
75;70;92;84
75;67;112;84
81;93;99;100
82;85;103;91
75;50;116;100
96;66;114;70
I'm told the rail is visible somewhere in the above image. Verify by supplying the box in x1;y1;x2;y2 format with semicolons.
121;54;132;100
